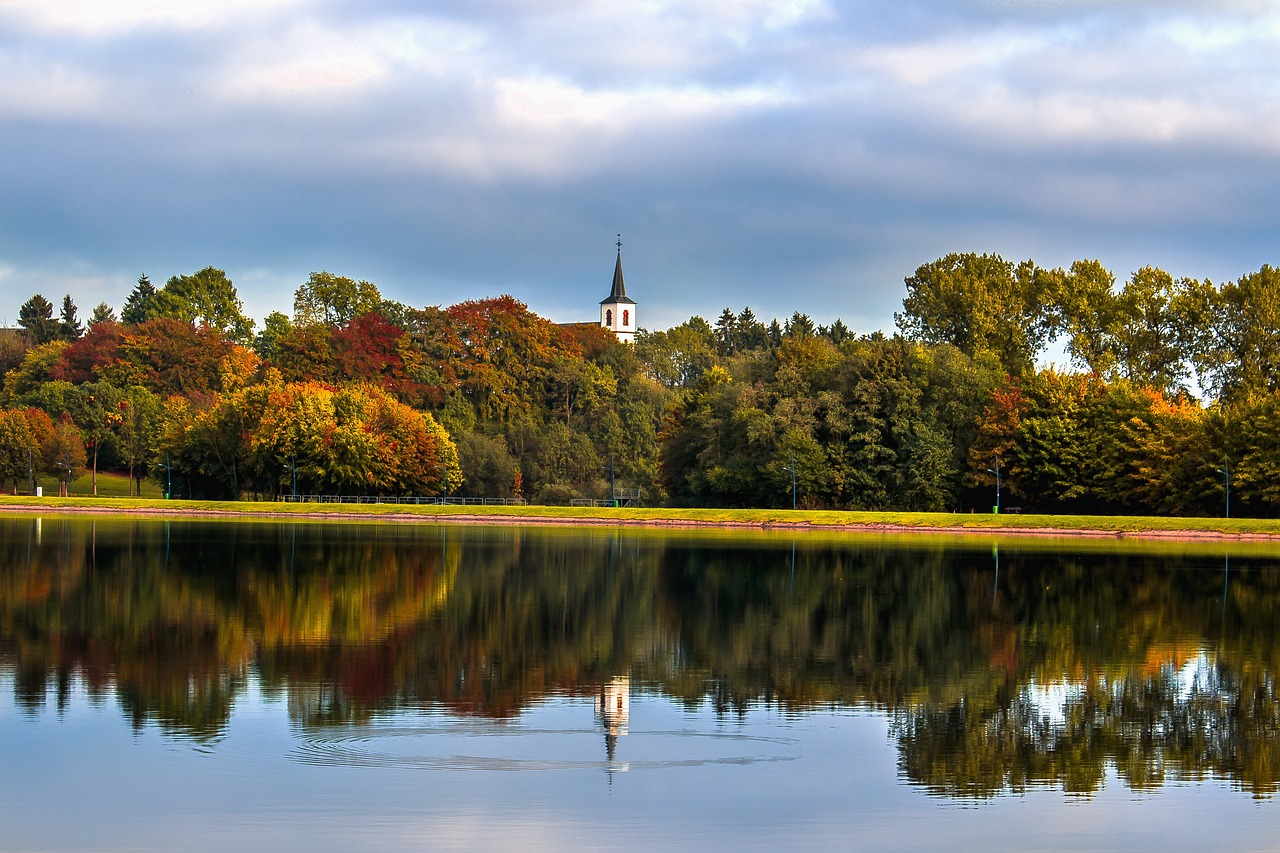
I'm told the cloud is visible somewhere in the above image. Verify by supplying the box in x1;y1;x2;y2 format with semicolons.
0;0;310;37
1;0;1278;332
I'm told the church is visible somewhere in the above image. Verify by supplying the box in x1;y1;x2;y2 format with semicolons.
599;237;636;343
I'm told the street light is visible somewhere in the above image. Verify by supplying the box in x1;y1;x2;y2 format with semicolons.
987;455;1001;514
603;455;616;507
782;452;797;511
1218;458;1230;518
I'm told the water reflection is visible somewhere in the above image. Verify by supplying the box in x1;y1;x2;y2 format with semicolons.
4;516;1280;799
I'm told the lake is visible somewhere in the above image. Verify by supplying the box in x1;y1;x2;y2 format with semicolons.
2;515;1279;851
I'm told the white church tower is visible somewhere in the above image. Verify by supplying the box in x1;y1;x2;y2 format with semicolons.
600;236;637;343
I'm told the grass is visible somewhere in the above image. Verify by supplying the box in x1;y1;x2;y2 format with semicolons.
17;470;165;499
0;492;1276;538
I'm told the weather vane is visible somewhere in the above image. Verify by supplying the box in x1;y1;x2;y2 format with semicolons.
616;234;622;251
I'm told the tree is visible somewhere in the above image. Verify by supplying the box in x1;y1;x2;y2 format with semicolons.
255;311;294;361
1110;267;1197;392
292;272;382;328
1194;265;1280;404
896;253;1053;376
89;302;117;327
58;295;84;341
116;387;163;496
1049;259;1118;375
0;408;36;492
17;295;59;345
2;342;68;401
152;267;254;344
634;318;717;388
0;328;28;382
49;415;87;496
246;380;461;496
121;275;159;325
118;319;238;396
48;321;126;384
714;308;738;356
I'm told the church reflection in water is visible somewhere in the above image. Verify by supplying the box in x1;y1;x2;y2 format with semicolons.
596;676;630;775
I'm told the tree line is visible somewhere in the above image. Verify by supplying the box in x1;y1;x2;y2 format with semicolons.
2;254;1278;514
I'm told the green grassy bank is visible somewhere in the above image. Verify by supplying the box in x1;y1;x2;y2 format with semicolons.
0;493;1277;539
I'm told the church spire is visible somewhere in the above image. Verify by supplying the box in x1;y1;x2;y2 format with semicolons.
603;235;634;305
599;234;637;343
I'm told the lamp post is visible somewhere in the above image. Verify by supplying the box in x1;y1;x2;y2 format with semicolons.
440;462;448;502
291;452;297;499
1219;458;1230;518
603;455;616;507
782;452;797;511
165;451;172;499
987;455;1001;514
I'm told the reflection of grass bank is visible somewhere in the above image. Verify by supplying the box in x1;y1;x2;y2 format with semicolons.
3;495;1280;541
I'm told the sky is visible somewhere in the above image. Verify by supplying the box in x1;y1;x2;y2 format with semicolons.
1;0;1278;334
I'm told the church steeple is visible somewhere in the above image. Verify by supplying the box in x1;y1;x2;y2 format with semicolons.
600;235;637;343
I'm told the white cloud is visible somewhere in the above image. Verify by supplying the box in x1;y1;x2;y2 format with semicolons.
0;58;106;119
0;0;310;37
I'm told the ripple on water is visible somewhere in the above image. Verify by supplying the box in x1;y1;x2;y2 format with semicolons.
289;722;800;772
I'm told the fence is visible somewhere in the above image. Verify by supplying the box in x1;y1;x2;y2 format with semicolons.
279;495;527;506
570;489;645;508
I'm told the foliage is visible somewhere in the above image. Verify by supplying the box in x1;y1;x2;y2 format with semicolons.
17;294;59;345
121;274;158;325
292;271;382;328
152;267;255;344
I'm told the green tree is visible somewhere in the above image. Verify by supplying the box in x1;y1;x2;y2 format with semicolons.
896;253;1052;376
116;386;163;496
89;302;117;327
634;317;717;389
121;275;159;325
255;311;294;361
58;295;84;341
153;267;255;344
1049;259;1118;375
17;295;59;345
1111;267;1197;392
292;272;382;328
1194;265;1280;404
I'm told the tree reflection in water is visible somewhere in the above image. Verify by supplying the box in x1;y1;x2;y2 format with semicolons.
3;516;1280;798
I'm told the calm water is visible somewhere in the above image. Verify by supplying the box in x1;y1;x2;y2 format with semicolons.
3;515;1280;851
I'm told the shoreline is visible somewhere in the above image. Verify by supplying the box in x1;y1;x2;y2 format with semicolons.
0;500;1275;543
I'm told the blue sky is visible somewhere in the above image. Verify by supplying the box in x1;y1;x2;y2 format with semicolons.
1;0;1278;332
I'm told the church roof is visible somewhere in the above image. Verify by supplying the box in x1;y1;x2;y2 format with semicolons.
601;248;636;305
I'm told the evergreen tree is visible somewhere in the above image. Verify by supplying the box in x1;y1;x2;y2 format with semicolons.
714;308;738;356
121;275;158;325
89;302;117;327
17;294;59;345
58;295;84;341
